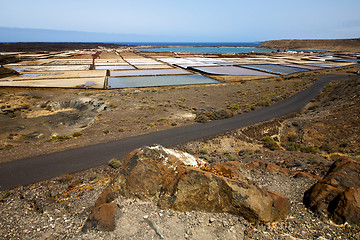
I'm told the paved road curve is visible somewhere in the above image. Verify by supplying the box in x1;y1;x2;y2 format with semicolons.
0;74;348;190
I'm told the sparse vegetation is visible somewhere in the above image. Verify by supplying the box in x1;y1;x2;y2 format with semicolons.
71;132;83;138
157;118;168;122
51;135;70;141
226;104;240;110
262;136;279;150
0;143;14;151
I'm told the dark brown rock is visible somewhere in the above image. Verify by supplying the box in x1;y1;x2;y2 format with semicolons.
303;158;360;225
328;187;360;225
95;187;117;207
169;168;289;222
82;203;117;232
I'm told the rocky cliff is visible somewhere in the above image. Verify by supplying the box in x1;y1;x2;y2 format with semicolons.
258;38;360;52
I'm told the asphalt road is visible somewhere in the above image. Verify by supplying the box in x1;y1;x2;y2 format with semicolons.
0;74;347;190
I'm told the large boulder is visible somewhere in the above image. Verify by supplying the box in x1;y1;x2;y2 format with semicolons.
90;144;289;229
303;158;360;225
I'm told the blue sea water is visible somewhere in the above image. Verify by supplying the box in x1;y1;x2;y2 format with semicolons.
110;42;277;53
112;42;262;47
135;46;276;54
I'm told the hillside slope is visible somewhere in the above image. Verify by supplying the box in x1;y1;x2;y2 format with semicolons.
259;38;360;52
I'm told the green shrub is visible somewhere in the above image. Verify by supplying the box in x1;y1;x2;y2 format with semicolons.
282;142;301;151
262;136;279;150
287;133;298;142
71;132;83;138
157;118;168;122
226;104;240;110
52;135;69;141
300;145;318;154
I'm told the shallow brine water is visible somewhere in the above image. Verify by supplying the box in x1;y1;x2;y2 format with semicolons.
107;75;219;89
240;64;308;75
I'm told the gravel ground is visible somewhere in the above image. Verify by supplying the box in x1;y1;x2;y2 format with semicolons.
1;144;359;239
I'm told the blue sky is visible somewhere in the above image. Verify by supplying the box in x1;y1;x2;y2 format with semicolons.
1;0;359;42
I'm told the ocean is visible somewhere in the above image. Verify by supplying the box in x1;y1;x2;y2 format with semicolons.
110;42;262;47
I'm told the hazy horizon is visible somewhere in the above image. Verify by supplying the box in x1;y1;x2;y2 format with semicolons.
1;0;359;42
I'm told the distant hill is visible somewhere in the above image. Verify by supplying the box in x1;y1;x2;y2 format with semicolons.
258;38;360;52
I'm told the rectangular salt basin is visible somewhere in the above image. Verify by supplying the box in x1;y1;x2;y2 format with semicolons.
108;75;219;89
48;60;93;65
284;64;323;70
186;58;234;64
307;64;337;68
95;65;135;70
175;63;218;69
95;59;126;63
135;65;173;69
0;70;107;81
0;77;105;89
7;65;91;72
110;69;190;77
125;59;162;65
191;66;276;76
239;64;308;75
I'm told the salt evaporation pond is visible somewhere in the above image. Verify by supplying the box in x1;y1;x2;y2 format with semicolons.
191;66;276;76
108;75;219;89
136;46;277;54
239;64;308;75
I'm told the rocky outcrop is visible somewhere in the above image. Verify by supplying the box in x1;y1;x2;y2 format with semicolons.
84;145;290;231
303;158;360;226
258;38;360;52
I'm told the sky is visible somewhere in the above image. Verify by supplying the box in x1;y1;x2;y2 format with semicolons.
0;0;359;42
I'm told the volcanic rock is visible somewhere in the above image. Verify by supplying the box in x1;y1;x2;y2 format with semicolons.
91;144;289;231
82;202;117;232
328;187;360;225
303;158;360;225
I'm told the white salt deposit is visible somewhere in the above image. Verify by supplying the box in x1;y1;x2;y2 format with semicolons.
148;145;206;168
